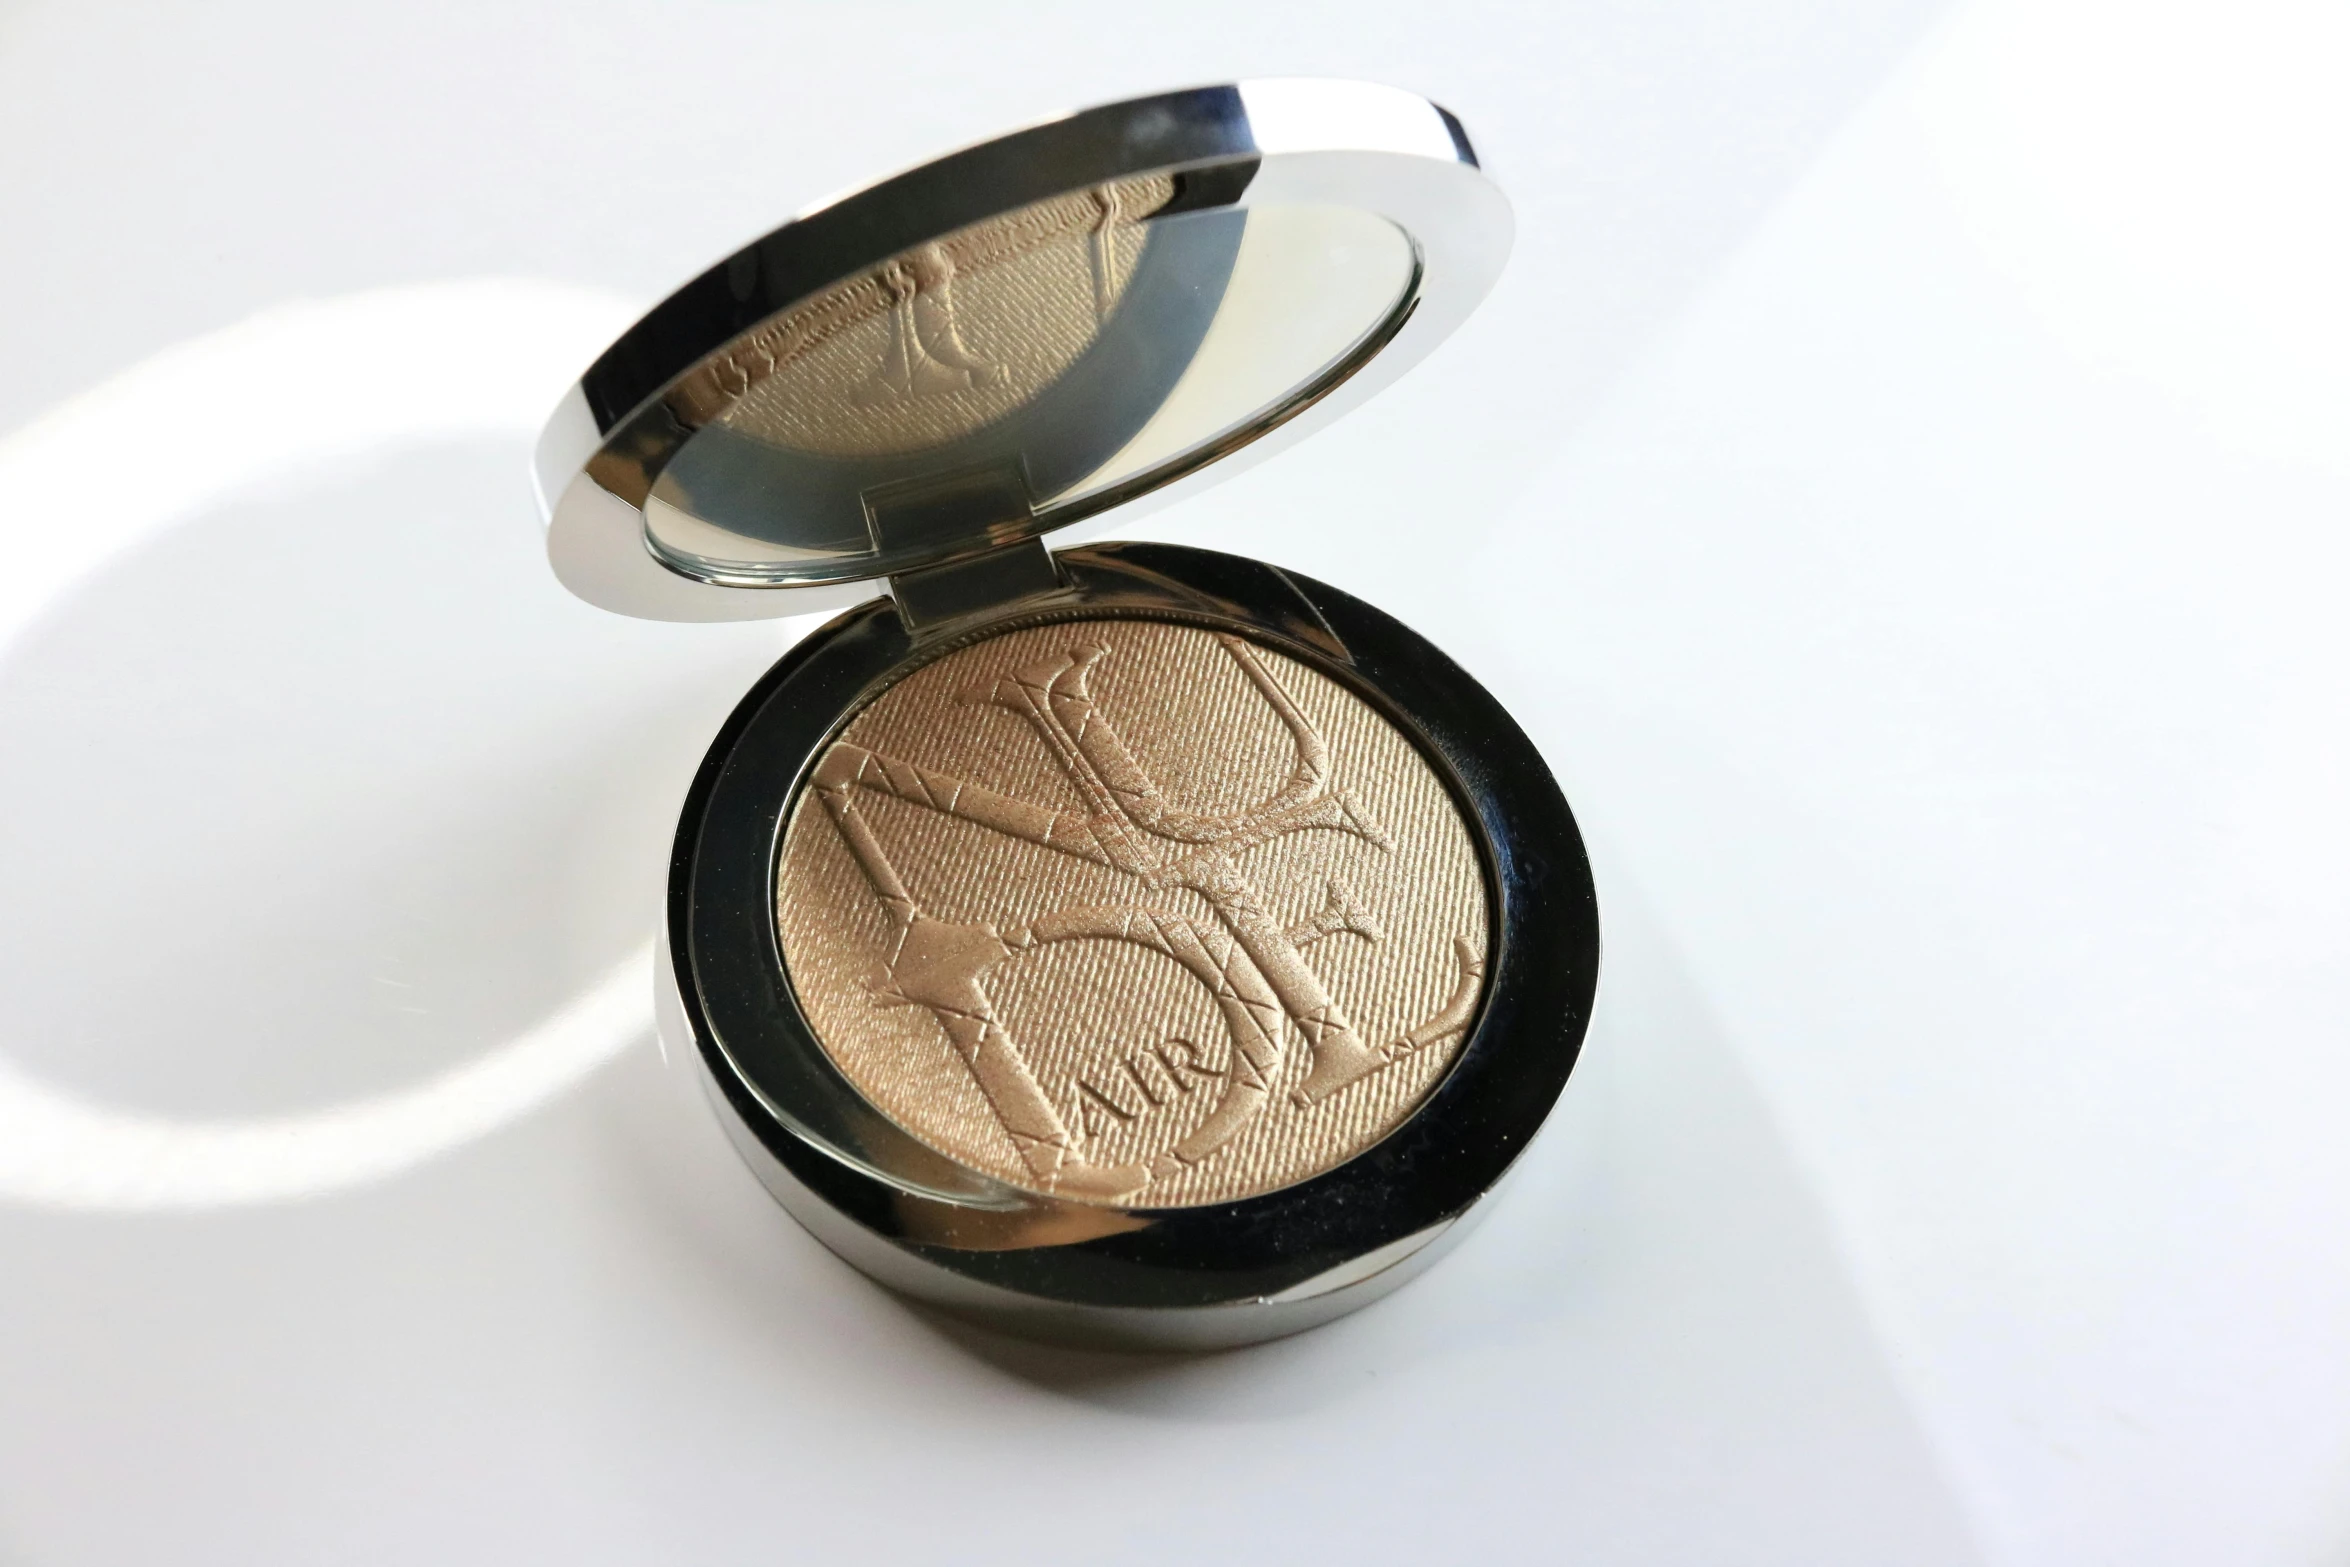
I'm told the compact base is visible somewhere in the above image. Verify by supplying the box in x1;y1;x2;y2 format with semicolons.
657;931;1480;1351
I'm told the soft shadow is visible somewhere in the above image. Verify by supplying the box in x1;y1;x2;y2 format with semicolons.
910;1312;1210;1389
594;830;1975;1548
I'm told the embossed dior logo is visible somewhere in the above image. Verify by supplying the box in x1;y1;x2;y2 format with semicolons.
852;243;1003;405
807;633;1484;1200
852;185;1134;408
682;176;1172;462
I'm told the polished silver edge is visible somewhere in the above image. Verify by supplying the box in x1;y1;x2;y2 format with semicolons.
661;922;1479;1352
535;79;1512;623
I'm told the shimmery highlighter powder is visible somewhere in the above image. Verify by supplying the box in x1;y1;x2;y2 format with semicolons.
533;81;1599;1348
775;619;1490;1207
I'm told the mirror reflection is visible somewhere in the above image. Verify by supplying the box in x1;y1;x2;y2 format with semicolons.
643;181;1418;586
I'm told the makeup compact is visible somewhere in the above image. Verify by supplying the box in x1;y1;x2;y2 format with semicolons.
534;80;1599;1349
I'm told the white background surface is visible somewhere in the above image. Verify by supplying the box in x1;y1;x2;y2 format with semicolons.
1;2;2345;1563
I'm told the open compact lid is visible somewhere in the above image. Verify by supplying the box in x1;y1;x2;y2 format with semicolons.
534;78;1512;622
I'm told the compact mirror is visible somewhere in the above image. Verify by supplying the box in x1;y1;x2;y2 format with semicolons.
643;191;1418;586
538;80;1511;619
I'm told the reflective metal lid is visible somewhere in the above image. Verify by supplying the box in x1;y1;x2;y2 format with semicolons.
534;79;1512;621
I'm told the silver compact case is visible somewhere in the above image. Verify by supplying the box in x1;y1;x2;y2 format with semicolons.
534;80;1599;1350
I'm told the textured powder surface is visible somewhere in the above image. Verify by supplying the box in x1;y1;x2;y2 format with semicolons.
774;618;1490;1207
675;175;1173;459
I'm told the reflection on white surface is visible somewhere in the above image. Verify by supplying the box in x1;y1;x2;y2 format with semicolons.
0;280;657;1209
0;944;650;1210
0;279;636;660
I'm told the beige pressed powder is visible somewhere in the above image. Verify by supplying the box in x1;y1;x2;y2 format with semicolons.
775;618;1489;1206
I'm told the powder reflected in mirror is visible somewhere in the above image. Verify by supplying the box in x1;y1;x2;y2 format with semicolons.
679;175;1178;460
633;177;1419;589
